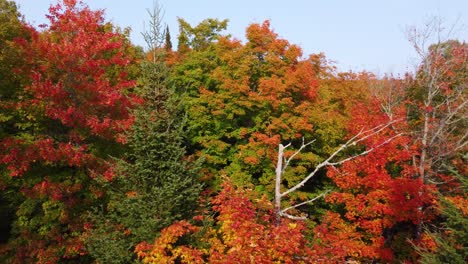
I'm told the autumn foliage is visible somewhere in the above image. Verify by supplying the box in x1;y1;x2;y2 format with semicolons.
0;0;139;262
318;99;436;261
0;1;466;263
135;181;312;264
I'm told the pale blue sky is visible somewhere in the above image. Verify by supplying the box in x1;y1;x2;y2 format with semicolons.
13;0;468;74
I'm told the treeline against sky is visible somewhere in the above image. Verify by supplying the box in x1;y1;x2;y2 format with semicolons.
0;0;466;263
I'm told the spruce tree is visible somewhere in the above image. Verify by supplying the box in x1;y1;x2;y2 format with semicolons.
86;4;201;263
417;160;468;263
164;25;172;51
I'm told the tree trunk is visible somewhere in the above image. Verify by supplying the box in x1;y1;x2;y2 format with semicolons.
275;144;285;225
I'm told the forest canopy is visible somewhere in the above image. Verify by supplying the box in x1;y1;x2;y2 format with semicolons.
0;1;466;263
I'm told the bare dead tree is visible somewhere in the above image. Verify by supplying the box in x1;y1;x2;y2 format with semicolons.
403;17;467;238
370;76;407;121
405;17;467;185
274;119;403;222
142;0;165;63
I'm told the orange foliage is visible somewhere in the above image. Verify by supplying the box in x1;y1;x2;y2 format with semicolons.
446;195;468;216
136;181;314;263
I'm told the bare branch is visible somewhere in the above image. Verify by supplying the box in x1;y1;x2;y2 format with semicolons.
281;119;402;198
280;190;330;215
280;212;307;221
328;133;404;166
351;118;403;146
282;138;315;174
142;1;165;62
455;132;468;151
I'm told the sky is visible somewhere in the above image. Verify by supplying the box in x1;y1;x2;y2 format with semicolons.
13;0;468;75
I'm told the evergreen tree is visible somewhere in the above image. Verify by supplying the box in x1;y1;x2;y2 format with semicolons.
86;4;201;263
164;25;172;51
417;159;468;263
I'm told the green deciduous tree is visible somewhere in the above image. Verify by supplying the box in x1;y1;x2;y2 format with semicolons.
170;20;370;213
177;18;228;53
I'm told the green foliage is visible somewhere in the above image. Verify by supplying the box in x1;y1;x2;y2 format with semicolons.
169;21;364;204
0;0;26;94
86;55;202;264
418;203;467;263
177;18;228;52
0;0;30;137
418;163;468;263
165;25;172;51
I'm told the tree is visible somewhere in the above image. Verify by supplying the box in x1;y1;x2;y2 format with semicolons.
270;94;422;263
0;0;30;254
310;19;467;262
403;18;467;258
170;21;366;196
135;180;313;264
274;117;403;222
177;18;228;53
405;18;467;188
0;0;28;108
0;0;140;262
85;3;201;263
416;156;467;263
315;102;424;262
418;182;468;263
165;25;172;51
